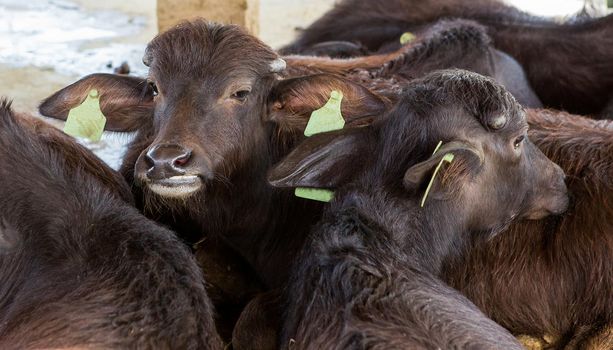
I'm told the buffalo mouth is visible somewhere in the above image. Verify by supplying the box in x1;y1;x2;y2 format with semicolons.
146;175;203;199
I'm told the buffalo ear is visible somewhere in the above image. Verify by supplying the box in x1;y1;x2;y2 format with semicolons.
268;128;367;189
266;74;388;133
39;73;154;132
403;141;483;203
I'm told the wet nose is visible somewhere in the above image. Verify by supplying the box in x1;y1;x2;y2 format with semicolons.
144;144;192;180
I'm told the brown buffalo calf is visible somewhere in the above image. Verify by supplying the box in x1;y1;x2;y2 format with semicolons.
268;70;567;349
244;109;613;349
0;101;221;350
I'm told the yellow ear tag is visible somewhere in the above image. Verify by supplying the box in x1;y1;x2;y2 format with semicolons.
296;90;346;202
63;89;106;142
420;141;455;207
303;90;345;137
400;32;416;45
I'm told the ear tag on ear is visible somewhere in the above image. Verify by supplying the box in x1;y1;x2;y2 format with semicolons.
420;141;455;208
63;89;106;142
303;90;345;137
400;32;416;45
296;90;346;202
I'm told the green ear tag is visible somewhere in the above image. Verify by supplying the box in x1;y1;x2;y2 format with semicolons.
303;90;345;137
400;32;416;45
63;89;106;142
296;90;346;202
420;151;455;208
295;187;335;202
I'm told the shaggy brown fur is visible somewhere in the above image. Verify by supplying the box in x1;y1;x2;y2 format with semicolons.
0;101;222;349
10;111;134;203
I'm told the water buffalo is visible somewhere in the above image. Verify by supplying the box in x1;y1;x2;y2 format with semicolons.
37;19;540;338
268;70;567;349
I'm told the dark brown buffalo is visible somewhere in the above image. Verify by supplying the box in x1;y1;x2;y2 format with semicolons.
37;20;390;285
282;19;542;108
268;70;567;349
37;19;539;339
0;101;221;349
283;0;613;117
38;20;388;339
36;19;539;285
235;89;613;349
242;111;613;349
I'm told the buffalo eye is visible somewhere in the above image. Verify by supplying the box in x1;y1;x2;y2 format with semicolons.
231;89;251;102
513;135;525;150
148;81;159;97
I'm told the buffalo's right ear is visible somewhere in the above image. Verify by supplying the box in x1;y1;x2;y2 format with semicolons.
266;74;389;134
268;128;368;189
39;73;154;132
403;141;483;204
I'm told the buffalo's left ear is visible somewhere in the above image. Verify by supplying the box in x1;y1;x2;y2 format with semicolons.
266;74;389;133
403;141;483;204
268;128;368;189
39;73;154;132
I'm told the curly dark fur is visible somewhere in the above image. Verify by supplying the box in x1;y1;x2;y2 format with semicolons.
0;101;222;349
273;70;566;349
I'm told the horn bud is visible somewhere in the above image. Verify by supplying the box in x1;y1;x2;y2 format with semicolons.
269;58;286;73
489;115;507;130
142;47;154;67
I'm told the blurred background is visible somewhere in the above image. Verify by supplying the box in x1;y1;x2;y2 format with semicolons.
0;0;610;167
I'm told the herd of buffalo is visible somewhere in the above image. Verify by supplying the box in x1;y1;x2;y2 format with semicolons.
0;0;612;349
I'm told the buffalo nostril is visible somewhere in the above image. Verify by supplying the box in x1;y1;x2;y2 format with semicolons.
173;152;191;167
144;153;155;168
144;144;192;177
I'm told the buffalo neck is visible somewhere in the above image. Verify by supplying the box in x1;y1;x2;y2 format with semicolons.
332;187;469;276
207;157;323;288
206;128;324;288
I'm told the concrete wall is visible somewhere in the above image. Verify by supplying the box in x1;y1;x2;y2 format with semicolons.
259;0;335;49
157;0;260;34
